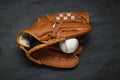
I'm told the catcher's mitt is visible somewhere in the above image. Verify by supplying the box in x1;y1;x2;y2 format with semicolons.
17;12;92;68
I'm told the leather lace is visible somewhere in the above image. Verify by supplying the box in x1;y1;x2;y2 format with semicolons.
46;14;87;38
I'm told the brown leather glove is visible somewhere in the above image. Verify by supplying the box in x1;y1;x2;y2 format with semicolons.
17;12;92;68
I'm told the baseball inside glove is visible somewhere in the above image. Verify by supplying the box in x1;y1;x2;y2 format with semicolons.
17;12;92;68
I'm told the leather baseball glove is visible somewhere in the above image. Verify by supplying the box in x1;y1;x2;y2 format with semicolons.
17;12;92;68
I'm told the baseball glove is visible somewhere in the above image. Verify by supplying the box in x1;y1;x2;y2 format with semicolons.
17;12;92;68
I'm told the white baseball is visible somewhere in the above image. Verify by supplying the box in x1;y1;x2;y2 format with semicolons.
59;38;79;53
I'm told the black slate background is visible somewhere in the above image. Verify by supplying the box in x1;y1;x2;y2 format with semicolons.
0;0;120;80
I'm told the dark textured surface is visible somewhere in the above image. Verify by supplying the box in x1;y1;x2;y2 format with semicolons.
0;0;120;80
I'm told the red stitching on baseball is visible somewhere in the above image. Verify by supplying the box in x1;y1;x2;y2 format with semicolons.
64;41;68;53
